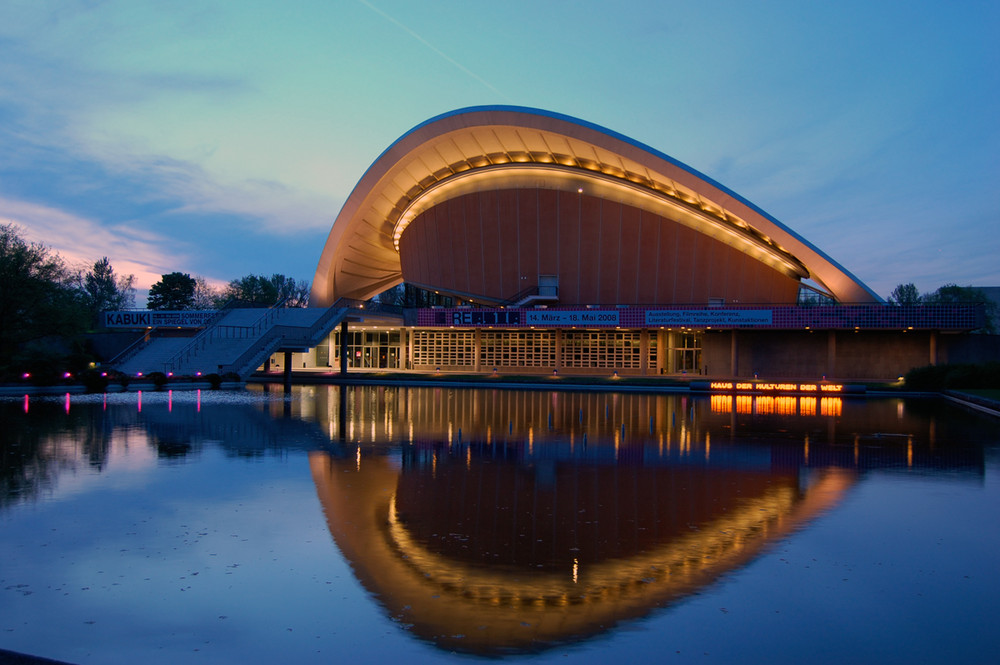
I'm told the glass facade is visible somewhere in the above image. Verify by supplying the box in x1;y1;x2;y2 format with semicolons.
480;331;556;368
562;331;643;369
332;330;403;369
279;327;701;375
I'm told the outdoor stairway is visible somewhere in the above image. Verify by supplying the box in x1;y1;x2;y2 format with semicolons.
112;304;349;380
115;336;193;377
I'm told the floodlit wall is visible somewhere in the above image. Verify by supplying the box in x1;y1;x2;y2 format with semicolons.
398;189;801;306
702;330;940;380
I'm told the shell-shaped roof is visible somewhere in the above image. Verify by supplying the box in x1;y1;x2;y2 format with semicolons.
311;106;879;306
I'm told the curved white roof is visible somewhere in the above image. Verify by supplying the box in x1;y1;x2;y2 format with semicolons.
311;106;879;306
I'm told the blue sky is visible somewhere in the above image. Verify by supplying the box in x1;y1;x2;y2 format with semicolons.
1;0;997;301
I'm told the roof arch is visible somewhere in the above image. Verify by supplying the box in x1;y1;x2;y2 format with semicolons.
311;105;879;306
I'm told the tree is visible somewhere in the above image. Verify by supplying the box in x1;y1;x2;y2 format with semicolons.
147;272;197;310
78;257;136;324
221;274;310;307
888;283;921;305
191;276;222;309
923;283;996;334
0;223;86;365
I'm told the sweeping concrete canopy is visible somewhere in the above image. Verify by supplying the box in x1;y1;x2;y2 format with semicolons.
311;106;879;307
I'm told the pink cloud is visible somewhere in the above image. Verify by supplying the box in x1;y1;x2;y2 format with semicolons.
1;196;198;291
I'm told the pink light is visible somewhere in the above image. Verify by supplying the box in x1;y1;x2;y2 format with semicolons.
137;372;143;377
22;373;30;380
197;389;201;412
63;372;72;379
23;394;29;413
168;390;173;412
64;393;70;414
137;390;142;412
101;372;107;377
196;371;202;377
167;372;173;377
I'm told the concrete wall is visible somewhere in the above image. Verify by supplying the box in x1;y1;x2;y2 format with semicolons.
705;330;940;381
399;188;800;306
939;334;1000;364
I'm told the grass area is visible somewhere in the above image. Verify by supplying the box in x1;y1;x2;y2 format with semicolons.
952;388;1000;401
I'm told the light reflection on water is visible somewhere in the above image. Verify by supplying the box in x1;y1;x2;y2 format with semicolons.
1;386;998;664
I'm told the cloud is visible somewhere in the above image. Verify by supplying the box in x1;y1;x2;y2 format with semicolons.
0;196;191;290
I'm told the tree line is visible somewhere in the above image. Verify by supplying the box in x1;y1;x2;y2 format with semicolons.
0;222;309;380
147;272;310;310
888;282;996;333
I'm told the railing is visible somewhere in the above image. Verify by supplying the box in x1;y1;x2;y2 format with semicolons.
499;286;539;307
223;303;349;378
107;331;152;367
336;297;405;317
163;298;285;373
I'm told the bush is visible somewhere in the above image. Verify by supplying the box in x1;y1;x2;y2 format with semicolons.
79;369;110;393
904;364;950;390
906;362;1000;390
24;354;65;386
146;371;169;390
116;371;131;388
204;373;222;389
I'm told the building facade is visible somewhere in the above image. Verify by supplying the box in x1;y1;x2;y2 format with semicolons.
293;107;984;380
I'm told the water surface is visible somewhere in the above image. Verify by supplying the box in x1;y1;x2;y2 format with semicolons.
2;386;998;664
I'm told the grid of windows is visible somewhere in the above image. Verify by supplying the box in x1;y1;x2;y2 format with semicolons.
480;331;556;367
404;329;665;372
562;331;643;369
412;330;475;367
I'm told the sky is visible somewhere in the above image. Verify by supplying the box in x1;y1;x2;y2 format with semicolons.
1;0;997;302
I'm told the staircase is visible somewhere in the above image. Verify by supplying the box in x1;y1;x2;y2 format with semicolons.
113;304;349;379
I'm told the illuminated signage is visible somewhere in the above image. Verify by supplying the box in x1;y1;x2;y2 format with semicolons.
103;310;219;328
646;309;773;326
444;309;621;327
450;311;521;326
708;381;845;394
524;310;619;326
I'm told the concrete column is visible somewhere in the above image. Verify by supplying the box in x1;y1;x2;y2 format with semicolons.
658;330;667;375
474;328;482;372
339;320;349;376
554;329;563;372
398;327;407;370
639;330;649;376
730;330;739;378
827;331;837;379
283;350;292;392
407;328;415;370
666;331;675;374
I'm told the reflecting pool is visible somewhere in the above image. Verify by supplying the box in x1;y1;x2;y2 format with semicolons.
2;386;999;664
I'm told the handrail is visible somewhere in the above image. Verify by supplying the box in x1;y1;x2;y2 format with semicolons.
333;297;404;316
223;304;348;377
158;300;237;371
107;331;151;366
164;298;287;373
499;286;538;307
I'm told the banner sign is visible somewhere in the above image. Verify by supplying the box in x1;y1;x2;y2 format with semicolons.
645;309;773;327
420;304;980;330
448;310;522;326
524;310;620;326
103;310;219;328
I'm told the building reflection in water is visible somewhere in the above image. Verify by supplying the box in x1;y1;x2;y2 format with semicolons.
299;385;984;654
3;386;987;655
